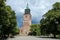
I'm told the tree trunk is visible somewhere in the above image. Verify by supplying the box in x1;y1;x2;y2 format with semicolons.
53;34;56;38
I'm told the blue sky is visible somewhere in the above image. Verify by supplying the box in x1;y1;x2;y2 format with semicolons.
6;0;60;28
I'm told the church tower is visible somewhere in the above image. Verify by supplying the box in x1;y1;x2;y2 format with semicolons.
20;3;31;36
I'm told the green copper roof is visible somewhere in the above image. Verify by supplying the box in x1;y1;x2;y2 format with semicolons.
26;3;29;9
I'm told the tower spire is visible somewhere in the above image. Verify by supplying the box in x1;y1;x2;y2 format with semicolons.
25;2;30;14
26;3;29;9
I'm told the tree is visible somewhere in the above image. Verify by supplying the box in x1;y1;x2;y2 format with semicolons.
0;0;18;38
40;2;60;38
29;24;41;36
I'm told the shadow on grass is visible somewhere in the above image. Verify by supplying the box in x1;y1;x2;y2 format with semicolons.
36;36;60;39
0;37;8;40
0;36;14;40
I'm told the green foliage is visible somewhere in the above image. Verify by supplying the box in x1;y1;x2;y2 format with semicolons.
0;0;19;38
30;24;41;36
40;2;60;38
0;0;6;7
53;2;60;10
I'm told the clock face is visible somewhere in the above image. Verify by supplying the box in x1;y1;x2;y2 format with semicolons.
24;15;31;21
25;15;27;18
24;15;29;20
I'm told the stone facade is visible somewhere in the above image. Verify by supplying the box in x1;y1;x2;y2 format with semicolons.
20;3;31;36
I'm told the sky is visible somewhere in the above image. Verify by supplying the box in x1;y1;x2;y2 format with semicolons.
6;0;60;28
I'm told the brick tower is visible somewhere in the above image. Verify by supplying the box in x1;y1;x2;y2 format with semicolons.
20;3;31;36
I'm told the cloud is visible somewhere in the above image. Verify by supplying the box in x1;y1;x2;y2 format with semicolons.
6;0;60;27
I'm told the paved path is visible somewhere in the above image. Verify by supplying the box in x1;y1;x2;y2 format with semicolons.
7;36;60;40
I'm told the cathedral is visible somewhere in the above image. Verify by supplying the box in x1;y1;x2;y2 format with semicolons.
20;3;32;36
